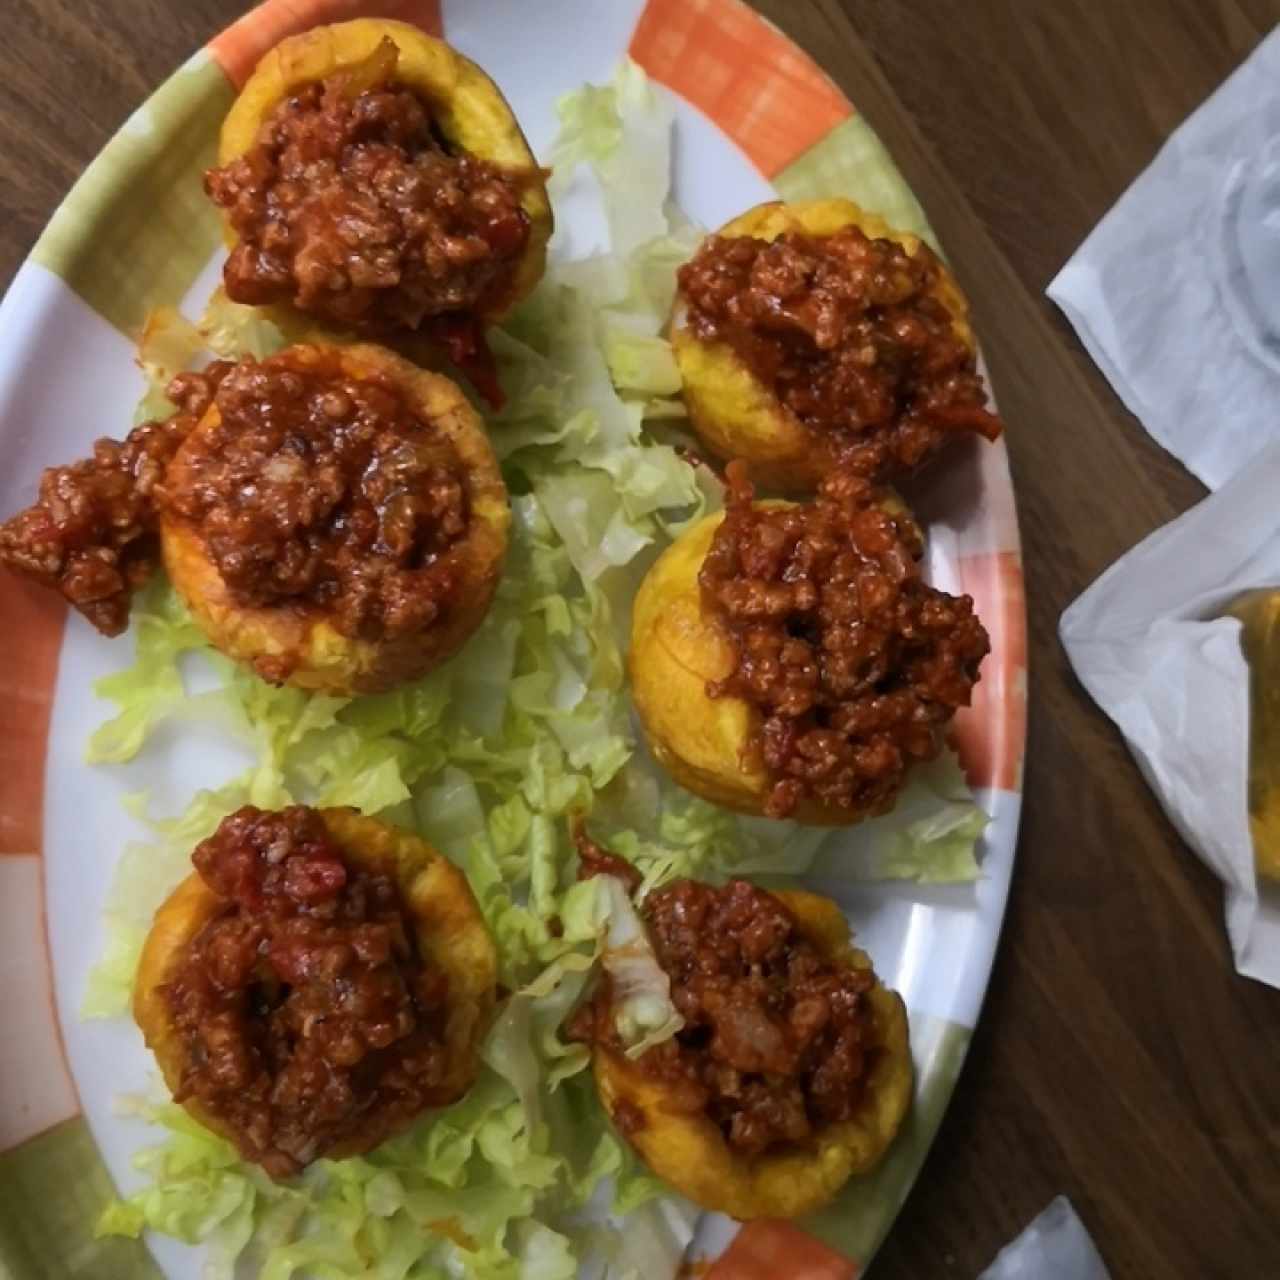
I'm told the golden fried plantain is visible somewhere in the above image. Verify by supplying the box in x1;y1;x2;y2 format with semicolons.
671;198;978;491
160;341;510;695
134;807;498;1163
629;494;920;824
591;888;912;1219
216;18;552;341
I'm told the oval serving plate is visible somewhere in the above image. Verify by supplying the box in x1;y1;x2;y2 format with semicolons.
0;0;1027;1276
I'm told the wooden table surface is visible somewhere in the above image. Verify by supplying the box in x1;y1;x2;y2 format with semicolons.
2;2;1279;1277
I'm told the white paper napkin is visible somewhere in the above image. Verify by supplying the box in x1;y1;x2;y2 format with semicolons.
1060;444;1280;987
1048;26;1280;491
978;1198;1110;1280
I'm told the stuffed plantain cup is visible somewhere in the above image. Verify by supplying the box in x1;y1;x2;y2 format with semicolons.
572;873;911;1220
671;198;1002;490
134;804;498;1179
160;341;510;695
630;465;989;822
206;18;553;405
0;341;508;690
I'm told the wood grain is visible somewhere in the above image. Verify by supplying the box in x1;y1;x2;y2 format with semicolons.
0;1;1277;1276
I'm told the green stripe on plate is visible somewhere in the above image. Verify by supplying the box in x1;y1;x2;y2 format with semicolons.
31;51;231;339
799;1013;971;1263
774;115;938;252
0;1116;160;1280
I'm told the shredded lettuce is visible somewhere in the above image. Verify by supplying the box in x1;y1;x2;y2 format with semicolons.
133;306;201;423
850;752;989;884
197;286;286;359
604;331;682;397
83;779;258;1019
551;60;673;259
88;59;990;1279
596;876;683;1057
87;579;209;764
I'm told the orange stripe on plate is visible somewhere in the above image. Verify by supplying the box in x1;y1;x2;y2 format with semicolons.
0;855;80;1148
209;0;444;90
628;0;852;178
952;550;1027;793
705;1221;858;1280
0;575;65;856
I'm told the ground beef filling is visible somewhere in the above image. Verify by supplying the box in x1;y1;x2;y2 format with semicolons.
573;822;643;893
678;226;1002;476
700;466;989;818
166;352;470;641
163;806;450;1179
574;878;878;1157
206;39;530;347
0;365;231;636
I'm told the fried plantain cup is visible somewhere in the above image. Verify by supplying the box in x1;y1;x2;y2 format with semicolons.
160;341;510;695
214;18;552;366
591;887;912;1220
629;495;922;825
671;198;982;491
134;807;499;1166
